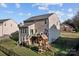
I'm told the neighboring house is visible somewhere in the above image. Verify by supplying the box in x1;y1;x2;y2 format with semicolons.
0;19;19;37
19;13;60;44
60;24;74;32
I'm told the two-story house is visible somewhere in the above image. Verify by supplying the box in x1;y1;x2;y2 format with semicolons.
0;19;19;37
19;13;60;44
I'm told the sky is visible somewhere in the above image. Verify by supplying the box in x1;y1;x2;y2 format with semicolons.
0;3;79;24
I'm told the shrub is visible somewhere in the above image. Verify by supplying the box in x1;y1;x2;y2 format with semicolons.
10;31;19;41
75;28;79;32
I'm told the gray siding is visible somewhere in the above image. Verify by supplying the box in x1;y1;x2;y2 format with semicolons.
35;19;49;34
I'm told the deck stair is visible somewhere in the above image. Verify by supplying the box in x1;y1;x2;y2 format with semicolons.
24;33;53;53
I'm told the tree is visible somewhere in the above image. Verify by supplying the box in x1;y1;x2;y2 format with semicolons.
72;11;79;32
63;19;75;28
63;11;79;32
73;11;79;28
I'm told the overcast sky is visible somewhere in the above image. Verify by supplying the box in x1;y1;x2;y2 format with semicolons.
0;3;79;23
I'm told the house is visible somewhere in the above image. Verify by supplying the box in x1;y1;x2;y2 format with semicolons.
19;13;60;44
0;19;19;37
60;24;74;32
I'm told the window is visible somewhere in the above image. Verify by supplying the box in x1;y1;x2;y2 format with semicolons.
23;29;26;33
30;29;33;35
35;29;37;33
23;29;25;33
45;20;46;24
25;29;26;33
21;29;22;33
11;24;12;27
44;29;48;36
4;23;6;26
26;28;28;33
20;28;25;33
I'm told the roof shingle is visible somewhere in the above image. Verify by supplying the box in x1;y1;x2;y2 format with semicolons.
0;19;10;23
24;13;53;23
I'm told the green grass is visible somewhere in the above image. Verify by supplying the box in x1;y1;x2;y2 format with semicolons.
0;39;38;56
0;32;79;56
61;32;79;38
0;39;55;56
53;32;79;55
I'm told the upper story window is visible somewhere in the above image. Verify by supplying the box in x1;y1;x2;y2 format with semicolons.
45;20;46;24
4;23;6;26
11;24;12;27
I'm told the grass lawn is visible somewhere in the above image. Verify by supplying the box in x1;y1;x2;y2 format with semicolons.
0;32;79;56
0;51;6;56
0;39;38;56
61;32;79;38
0;39;55;56
55;32;79;55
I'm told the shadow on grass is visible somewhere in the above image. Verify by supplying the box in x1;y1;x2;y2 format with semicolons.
54;37;79;48
23;37;79;56
52;37;79;56
21;43;38;53
30;46;38;52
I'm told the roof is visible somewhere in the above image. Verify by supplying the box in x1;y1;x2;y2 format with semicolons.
19;24;29;28
24;13;54;23
0;19;10;23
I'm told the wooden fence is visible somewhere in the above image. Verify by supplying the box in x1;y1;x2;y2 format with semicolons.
0;45;20;56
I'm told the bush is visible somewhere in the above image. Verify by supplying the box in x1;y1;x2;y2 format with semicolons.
10;31;19;41
75;28;79;32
